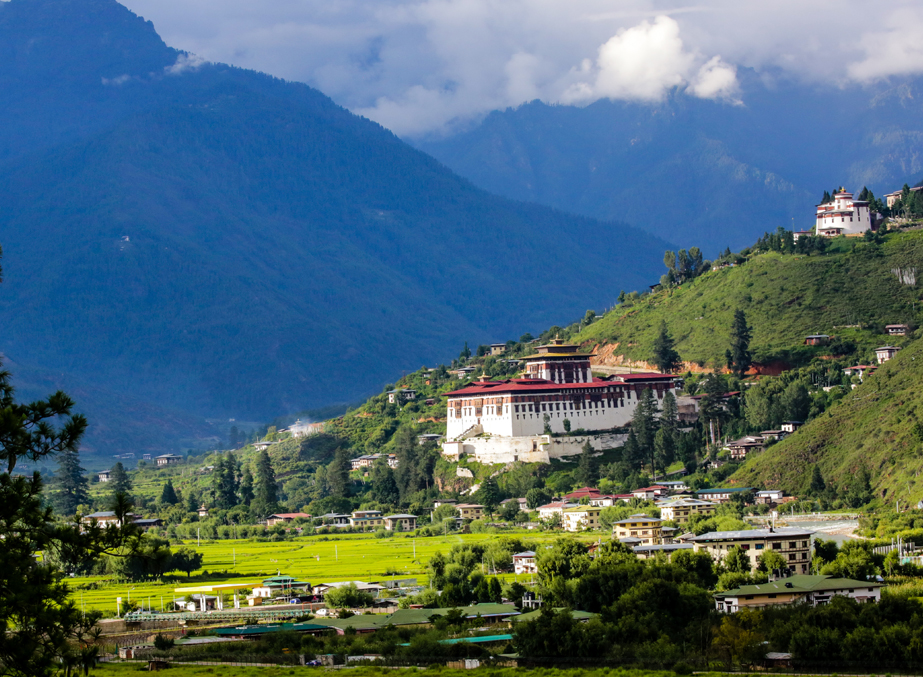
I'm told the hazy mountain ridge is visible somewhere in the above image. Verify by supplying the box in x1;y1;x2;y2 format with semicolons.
0;0;671;459
415;75;923;253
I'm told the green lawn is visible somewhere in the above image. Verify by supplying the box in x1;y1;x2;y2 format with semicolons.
71;529;583;615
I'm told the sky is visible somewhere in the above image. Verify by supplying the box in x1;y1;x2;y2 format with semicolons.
120;0;923;137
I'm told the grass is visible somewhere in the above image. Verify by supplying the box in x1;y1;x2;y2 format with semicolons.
574;230;923;369
730;335;923;506
70;529;586;616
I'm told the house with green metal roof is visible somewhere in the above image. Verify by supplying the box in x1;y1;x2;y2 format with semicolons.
714;574;882;613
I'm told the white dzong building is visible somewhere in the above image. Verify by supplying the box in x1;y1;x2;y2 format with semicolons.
442;339;678;462
815;189;872;237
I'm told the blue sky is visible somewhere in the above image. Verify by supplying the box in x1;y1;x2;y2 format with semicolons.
121;0;923;136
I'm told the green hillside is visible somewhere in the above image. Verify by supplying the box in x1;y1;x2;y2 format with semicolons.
730;335;923;507
574;232;923;369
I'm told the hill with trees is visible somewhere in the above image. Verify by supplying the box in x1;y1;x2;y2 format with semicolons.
730;335;923;507
0;0;670;461
571;229;923;372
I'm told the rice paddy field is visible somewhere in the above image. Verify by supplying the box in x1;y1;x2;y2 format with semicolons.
70;530;587;616
96;665;724;677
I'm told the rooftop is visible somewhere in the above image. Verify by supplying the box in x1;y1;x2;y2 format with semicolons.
717;574;882;598
690;527;815;542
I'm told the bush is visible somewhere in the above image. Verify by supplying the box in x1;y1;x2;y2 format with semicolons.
153;634;175;651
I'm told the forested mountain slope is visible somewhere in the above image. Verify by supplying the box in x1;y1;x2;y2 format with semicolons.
573;232;923;371
0;0;670;459
730;336;923;505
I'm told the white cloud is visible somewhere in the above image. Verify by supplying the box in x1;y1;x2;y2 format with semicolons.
118;0;923;136
848;7;923;81
165;53;207;75
687;55;739;101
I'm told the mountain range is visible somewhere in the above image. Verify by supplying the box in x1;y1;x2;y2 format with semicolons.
415;72;923;253
0;0;670;461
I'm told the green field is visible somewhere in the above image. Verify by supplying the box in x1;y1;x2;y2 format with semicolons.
95;665;727;677
71;530;580;616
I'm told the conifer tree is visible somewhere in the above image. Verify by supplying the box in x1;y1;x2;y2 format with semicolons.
251;450;279;518
652;320;682;373
109;461;132;497
326;447;352;497
239;465;254;506
727;309;753;377
159;479;179;506
52;447;89;516
576;441;598;486
810;465;826;494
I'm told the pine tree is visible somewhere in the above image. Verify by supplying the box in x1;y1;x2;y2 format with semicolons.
631;389;659;473
251;450;279;518
653;428;675;478
370;459;400;505
476;477;500;515
576;441;598;486
652;320;682;373
810;465;826;494
728;309;752;377
109;462;132;497
52;447;89;516
238;465;254;506
326;447;352;497
159;479;179;506
212;455;239;509
661;391;678;434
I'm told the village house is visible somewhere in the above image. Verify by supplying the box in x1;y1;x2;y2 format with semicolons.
489;343;507;356
432;499;457;509
815;189;873;237
417;433;444;445
133;518;163;530
383;514;417;531
885;185;923;208
875;345;901;364
252;441;276;451
657;498;717;524
631;485;668;500
387;389;417;404
97;470;111;483
513;551;538;574
724;436;766;461
632;542;694;560
563;487;602;501
780;421;803;433
656;480;690;492
198;504;209;518
452;366;477;378
349;510;384;529
689;527;814;574
589;493;633;507
695;487;753;504
759;430;786;441
886;324;910;336
267;512;312;527
754;490;785;505
318;513;351;527
714;574;882;612
155;454;182;467
350;453;398;471
536;501;572;521
843;364;876;382
804;334;831;346
613;514;664;545
562;505;602;532
456;504;485;520
500;497;529;512
81;511;134;528
792;230;814;242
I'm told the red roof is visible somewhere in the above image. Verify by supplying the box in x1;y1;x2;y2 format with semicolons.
563;487;601;499
444;374;675;397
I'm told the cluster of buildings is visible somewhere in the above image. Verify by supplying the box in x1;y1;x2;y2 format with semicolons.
349;453;398;470
314;509;418;532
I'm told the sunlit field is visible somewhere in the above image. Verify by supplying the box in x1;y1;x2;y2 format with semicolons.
71;529;591;615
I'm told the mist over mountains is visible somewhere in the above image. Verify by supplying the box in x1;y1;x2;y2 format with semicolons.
0;0;671;460
415;72;923;253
